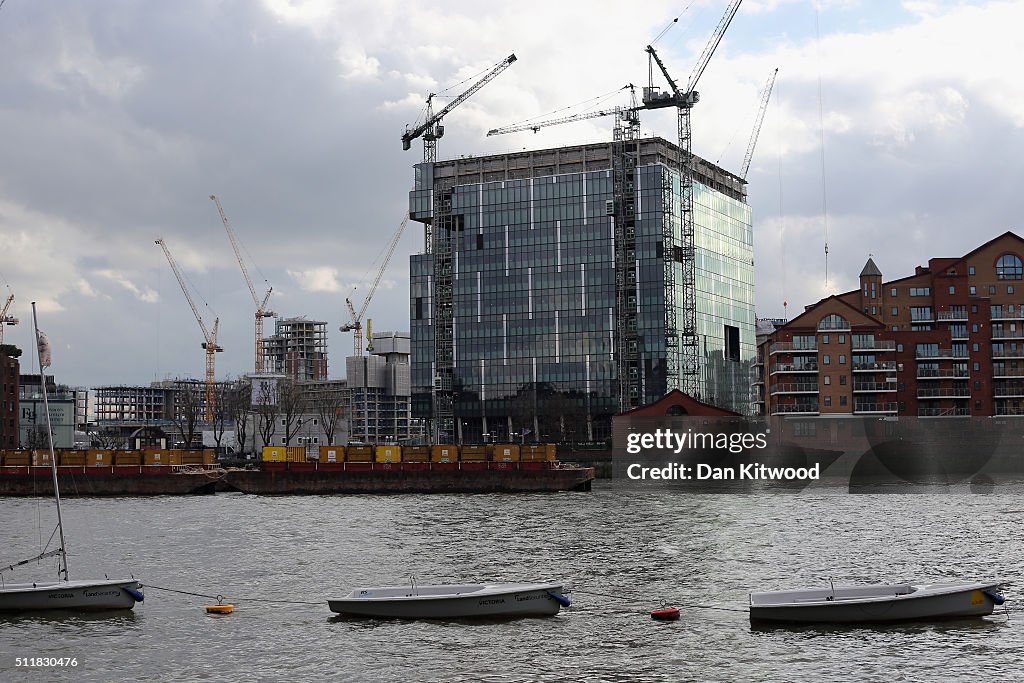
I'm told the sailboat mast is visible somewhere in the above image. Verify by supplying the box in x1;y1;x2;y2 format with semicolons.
31;302;68;582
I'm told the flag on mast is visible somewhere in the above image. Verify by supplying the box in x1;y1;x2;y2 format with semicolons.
36;330;52;368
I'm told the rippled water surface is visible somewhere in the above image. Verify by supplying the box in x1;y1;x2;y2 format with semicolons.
1;485;1021;682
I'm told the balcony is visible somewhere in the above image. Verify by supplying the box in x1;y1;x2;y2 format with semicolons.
990;308;1024;321
937;310;968;321
991;329;1024;340
752;378;765;386
915;348;966;360
993;369;1024;378
769;341;818;354
770;383;820;395
852;361;898;372
992;350;1024;359
994;384;1024;398
994;407;1024;416
772;403;820;415
770;363;819;375
854;402;898;414
917;387;971;399
919;407;971;417
853;381;897;392
851;340;896;352
917;368;969;379
817;320;851;331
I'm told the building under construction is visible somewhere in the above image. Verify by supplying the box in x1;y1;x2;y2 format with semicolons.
409;138;756;443
261;317;328;381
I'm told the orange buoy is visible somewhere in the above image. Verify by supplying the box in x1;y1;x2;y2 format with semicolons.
650;607;680;621
206;603;234;614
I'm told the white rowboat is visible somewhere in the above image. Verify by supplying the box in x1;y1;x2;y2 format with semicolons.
328;582;569;619
749;581;1005;624
0;579;144;612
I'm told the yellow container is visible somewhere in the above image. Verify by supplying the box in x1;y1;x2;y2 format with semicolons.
345;445;374;462
31;450;54;466
203;449;216;465
143;448;171;466
402;446;430;463
492;444;521;462
460;445;489;462
87;449;113;466
521;444;557;461
286;446;306;463
430;445;459;463
319;445;346;463
114;451;142;466
375;445;402;463
59;449;87;466
262;447;287;462
4;450;30;466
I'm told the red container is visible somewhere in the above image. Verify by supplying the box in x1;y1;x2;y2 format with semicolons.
288;462;316;472
345;462;373;471
317;462;344;472
431;462;458;471
520;461;547;470
113;466;142;476
459;461;487;471
262;462;287;472
142;466;173;475
402;462;430;471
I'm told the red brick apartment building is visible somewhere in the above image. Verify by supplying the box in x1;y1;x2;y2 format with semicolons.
755;231;1024;418
1;346;19;448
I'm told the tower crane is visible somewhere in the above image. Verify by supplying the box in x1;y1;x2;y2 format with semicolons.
0;288;18;344
210;194;275;373
740;68;778;180
340;214;410;356
402;53;517;163
643;0;743;397
155;238;223;423
486;85;640;137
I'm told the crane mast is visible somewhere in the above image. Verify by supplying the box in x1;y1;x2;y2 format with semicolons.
740;68;778;180
155;238;223;423
402;53;517;163
210;194;274;373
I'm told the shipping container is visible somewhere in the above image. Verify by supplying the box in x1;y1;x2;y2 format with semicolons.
430;445;459;463
114;451;142;466
59;449;87;466
143;448;171;466
3;451;31;466
402;445;430;463
346;445;374;462
87;449;113;467
492;444;521;462
319;446;345;463
521;444;557;461
203;449;216;465
460;445;490;461
374;445;402;463
30;450;54;466
286;446;306;463
262;447;287;462
179;450;205;466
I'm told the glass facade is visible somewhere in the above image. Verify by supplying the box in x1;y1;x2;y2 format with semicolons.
410;142;755;443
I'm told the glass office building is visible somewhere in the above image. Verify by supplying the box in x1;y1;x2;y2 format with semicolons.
410;138;755;443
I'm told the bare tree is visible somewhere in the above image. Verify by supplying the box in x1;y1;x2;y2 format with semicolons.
229;380;252;457
315;385;347;445
171;383;202;448
279;379;307;446
253;380;278;449
210;379;234;453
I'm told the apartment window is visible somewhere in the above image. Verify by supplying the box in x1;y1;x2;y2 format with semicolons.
840;395;848;407
1010;286;1016;295
970;286;977;295
897;343;904;352
990;286;997;295
969;266;976;275
822;335;829;344
891;287;898;297
973;362;981;372
972;324;979;333
910;306;933;321
949;286;955;295
823;355;831;365
840;375;847;385
971;304;978;313
891;307;899;316
839;355;846;364
910;287;932;296
996;254;1023;280
871;282;877;299
824;396;832;407
973;343;980;352
871;306;877;315
823;375;831;385
838;335;846;344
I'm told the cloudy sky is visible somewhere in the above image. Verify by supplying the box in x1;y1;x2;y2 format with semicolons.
1;0;1021;388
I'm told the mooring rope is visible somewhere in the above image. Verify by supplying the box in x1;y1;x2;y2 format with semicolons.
145;584;322;606
570;588;748;613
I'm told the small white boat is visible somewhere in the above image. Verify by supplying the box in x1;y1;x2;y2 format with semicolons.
0;305;143;613
328;582;569;619
749;581;1005;624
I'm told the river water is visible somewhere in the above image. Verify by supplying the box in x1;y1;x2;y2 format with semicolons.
0;484;1021;682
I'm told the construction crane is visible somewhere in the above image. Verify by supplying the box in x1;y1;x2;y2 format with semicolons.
486;85;640;137
402;53;517;163
0;288;18;344
644;0;743;397
210;194;275;373
340;214;410;356
740;68;778;180
155;238;223;423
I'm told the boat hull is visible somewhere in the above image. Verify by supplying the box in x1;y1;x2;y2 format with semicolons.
0;579;143;612
749;582;1002;624
328;583;565;619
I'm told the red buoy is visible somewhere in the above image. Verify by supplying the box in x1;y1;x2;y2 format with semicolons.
650;607;680;621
